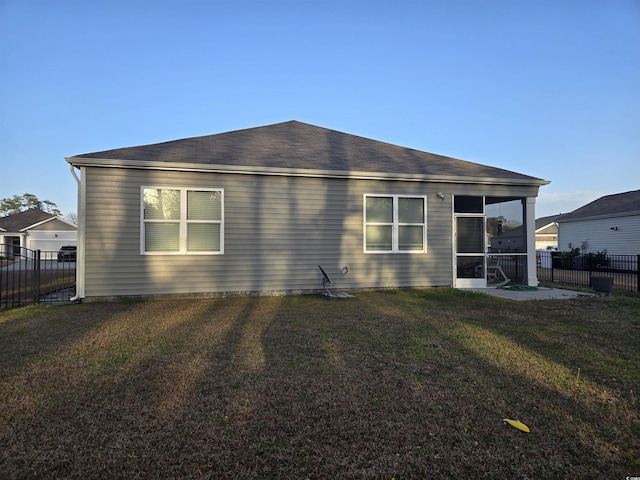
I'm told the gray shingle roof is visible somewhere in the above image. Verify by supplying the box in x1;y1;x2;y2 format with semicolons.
557;190;640;222
0;209;56;232
535;214;565;230
67;120;548;185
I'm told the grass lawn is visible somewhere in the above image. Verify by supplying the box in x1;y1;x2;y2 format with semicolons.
1;289;639;479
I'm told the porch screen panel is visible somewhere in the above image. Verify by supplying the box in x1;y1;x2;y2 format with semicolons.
457;217;484;253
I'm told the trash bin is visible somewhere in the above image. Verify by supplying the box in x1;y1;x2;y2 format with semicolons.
591;276;613;295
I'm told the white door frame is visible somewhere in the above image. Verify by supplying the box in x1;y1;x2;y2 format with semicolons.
454;212;487;288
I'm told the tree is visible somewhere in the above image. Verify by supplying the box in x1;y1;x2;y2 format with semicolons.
65;212;78;225
0;193;61;217
486;216;507;236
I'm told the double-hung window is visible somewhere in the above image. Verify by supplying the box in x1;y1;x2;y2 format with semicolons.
364;195;426;253
142;187;224;254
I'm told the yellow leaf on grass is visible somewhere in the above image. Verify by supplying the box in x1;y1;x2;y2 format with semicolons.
503;418;530;433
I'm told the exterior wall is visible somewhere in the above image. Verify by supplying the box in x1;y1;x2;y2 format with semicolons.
31;218;77;231
81;167;540;298
0;235;19;257
535;223;558;250
558;214;640;255
535;238;557;250
20;219;78;252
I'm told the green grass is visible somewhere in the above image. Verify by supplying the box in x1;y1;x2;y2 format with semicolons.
1;289;639;479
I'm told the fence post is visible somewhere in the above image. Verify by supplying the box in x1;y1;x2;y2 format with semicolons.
637;255;640;293
33;250;41;303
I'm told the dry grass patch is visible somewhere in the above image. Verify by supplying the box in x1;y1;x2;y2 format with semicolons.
1;289;639;479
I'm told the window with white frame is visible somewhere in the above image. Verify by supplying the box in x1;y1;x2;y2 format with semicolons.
364;195;426;253
142;187;223;254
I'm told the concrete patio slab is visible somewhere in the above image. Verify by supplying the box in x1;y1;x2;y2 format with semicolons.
464;286;594;301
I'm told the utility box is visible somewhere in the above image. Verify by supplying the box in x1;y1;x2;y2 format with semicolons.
539;251;552;269
591;276;613;295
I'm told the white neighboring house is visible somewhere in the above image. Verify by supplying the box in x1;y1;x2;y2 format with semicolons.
535;214;564;251
557;190;640;256
491;214;563;254
0;208;77;256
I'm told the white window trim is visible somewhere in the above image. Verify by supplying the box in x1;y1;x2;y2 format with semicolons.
363;194;427;253
141;186;224;255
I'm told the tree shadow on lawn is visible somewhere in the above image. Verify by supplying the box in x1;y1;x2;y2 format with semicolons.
1;292;639;478
447;291;640;394
0;302;146;376
201;291;637;478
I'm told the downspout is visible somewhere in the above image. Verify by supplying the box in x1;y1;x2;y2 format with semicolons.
69;164;84;301
69;163;80;184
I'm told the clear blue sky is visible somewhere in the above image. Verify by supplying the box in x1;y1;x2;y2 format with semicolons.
1;0;638;219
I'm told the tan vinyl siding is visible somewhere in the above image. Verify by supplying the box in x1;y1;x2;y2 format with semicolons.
82;167;538;297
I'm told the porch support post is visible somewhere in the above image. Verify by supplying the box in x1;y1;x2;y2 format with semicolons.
526;197;539;286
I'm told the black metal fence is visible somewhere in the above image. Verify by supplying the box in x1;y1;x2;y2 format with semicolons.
537;250;639;293
0;245;76;310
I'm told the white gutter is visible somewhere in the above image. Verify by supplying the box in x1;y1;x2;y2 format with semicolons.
69;163;81;183
65;157;550;187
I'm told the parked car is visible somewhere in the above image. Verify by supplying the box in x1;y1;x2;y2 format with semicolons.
57;245;77;262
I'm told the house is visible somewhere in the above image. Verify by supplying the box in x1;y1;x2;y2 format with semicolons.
0;208;77;257
534;214;564;251
487;212;561;255
65;120;549;300
557;189;640;256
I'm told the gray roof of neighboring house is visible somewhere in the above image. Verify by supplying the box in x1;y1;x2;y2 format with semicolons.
0;209;56;232
535;214;565;230
67;120;549;186
557;190;640;223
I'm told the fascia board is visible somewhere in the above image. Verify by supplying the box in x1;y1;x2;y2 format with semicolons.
19;216;77;232
535;222;556;233
558;211;640;223
65;157;550;187
52;216;78;229
19;217;57;231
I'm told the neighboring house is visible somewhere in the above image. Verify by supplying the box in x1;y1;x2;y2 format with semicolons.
488;226;526;253
557;189;640;256
534;214;564;250
65;120;549;300
0;208;77;257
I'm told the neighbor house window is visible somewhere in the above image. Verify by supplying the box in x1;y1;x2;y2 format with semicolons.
364;195;426;253
142;187;223;254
